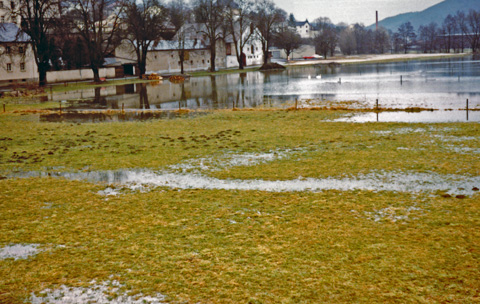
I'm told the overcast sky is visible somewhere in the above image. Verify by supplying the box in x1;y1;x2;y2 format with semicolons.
273;0;444;26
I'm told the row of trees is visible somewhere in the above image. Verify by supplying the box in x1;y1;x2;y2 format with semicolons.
4;0;289;85
4;0;480;86
417;10;480;54
274;9;480;60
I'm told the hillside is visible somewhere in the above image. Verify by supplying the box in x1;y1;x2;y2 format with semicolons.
368;0;480;32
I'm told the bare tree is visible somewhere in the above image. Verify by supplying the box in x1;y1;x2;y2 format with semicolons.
418;22;438;53
466;9;480;53
314;24;337;58
121;0;168;78
313;17;333;33
274;25;301;61
453;11;467;53
192;0;224;72
441;14;457;53
13;0;61;86
397;22;416;54
67;0;125;82
167;0;191;74
224;0;255;69
338;27;356;55
374;27;390;54
251;0;286;65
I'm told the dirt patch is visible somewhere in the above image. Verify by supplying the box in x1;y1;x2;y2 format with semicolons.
259;62;286;71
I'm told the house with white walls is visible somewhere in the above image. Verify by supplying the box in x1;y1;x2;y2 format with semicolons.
0;23;38;86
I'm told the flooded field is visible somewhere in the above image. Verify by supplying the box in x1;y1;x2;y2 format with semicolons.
2;73;480;303
41;57;480;122
7;168;480;197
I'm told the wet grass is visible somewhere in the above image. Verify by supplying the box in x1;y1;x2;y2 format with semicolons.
1;178;479;303
0;107;479;303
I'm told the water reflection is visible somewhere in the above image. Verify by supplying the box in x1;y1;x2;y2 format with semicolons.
335;110;480;123
47;57;480;115
40;110;205;123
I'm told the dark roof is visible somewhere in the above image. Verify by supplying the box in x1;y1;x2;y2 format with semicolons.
0;23;31;43
295;20;310;27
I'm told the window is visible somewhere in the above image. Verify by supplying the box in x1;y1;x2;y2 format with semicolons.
20;62;25;71
10;1;14;9
19;46;24;54
226;43;232;55
6;46;11;54
0;2;3;8
6;63;12;71
251;45;254;54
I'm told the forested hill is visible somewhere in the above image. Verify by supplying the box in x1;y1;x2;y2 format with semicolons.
368;0;480;32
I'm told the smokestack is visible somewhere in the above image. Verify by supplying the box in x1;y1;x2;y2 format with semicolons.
376;11;379;30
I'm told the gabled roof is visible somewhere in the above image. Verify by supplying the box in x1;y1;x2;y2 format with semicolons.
0;23;31;43
149;39;207;51
295;20;310;27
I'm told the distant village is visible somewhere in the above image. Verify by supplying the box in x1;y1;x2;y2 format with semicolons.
1;0;479;87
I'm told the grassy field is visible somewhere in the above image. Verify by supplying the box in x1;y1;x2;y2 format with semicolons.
0;106;479;303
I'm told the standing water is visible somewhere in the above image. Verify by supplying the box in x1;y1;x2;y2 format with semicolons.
44;57;480;122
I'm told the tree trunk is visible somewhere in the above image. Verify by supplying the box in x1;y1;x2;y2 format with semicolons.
92;66;101;83
210;46;216;72
38;63;48;87
138;63;146;79
263;42;269;65
139;83;149;109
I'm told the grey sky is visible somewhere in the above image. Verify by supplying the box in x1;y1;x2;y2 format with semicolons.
274;0;444;26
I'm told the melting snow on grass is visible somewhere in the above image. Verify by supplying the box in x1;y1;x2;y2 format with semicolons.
363;205;424;223
0;244;41;260
30;280;168;304
91;170;480;196
168;149;302;173
8;169;480;196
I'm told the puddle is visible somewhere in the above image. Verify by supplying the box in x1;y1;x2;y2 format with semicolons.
371;127;427;135
30;280;168;304
363;205;424;223
334;110;480;123
40;110;206;123
0;244;41;260
7;169;480;196
169;149;303;172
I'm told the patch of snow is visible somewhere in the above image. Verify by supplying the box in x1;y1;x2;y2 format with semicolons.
30;280;168;304
98;187;121;196
364;205;423;223
0;244;41;260
109;170;480;196
169;149;302;173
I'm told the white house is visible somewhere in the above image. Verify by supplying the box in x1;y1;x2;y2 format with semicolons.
294;20;315;39
225;25;264;68
0;23;38;86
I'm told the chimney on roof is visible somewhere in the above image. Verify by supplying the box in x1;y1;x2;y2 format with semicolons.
376;11;379;31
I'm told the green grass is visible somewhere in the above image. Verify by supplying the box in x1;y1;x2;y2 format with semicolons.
0;108;479;303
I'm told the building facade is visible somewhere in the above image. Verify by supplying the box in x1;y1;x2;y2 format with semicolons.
0;23;38;86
